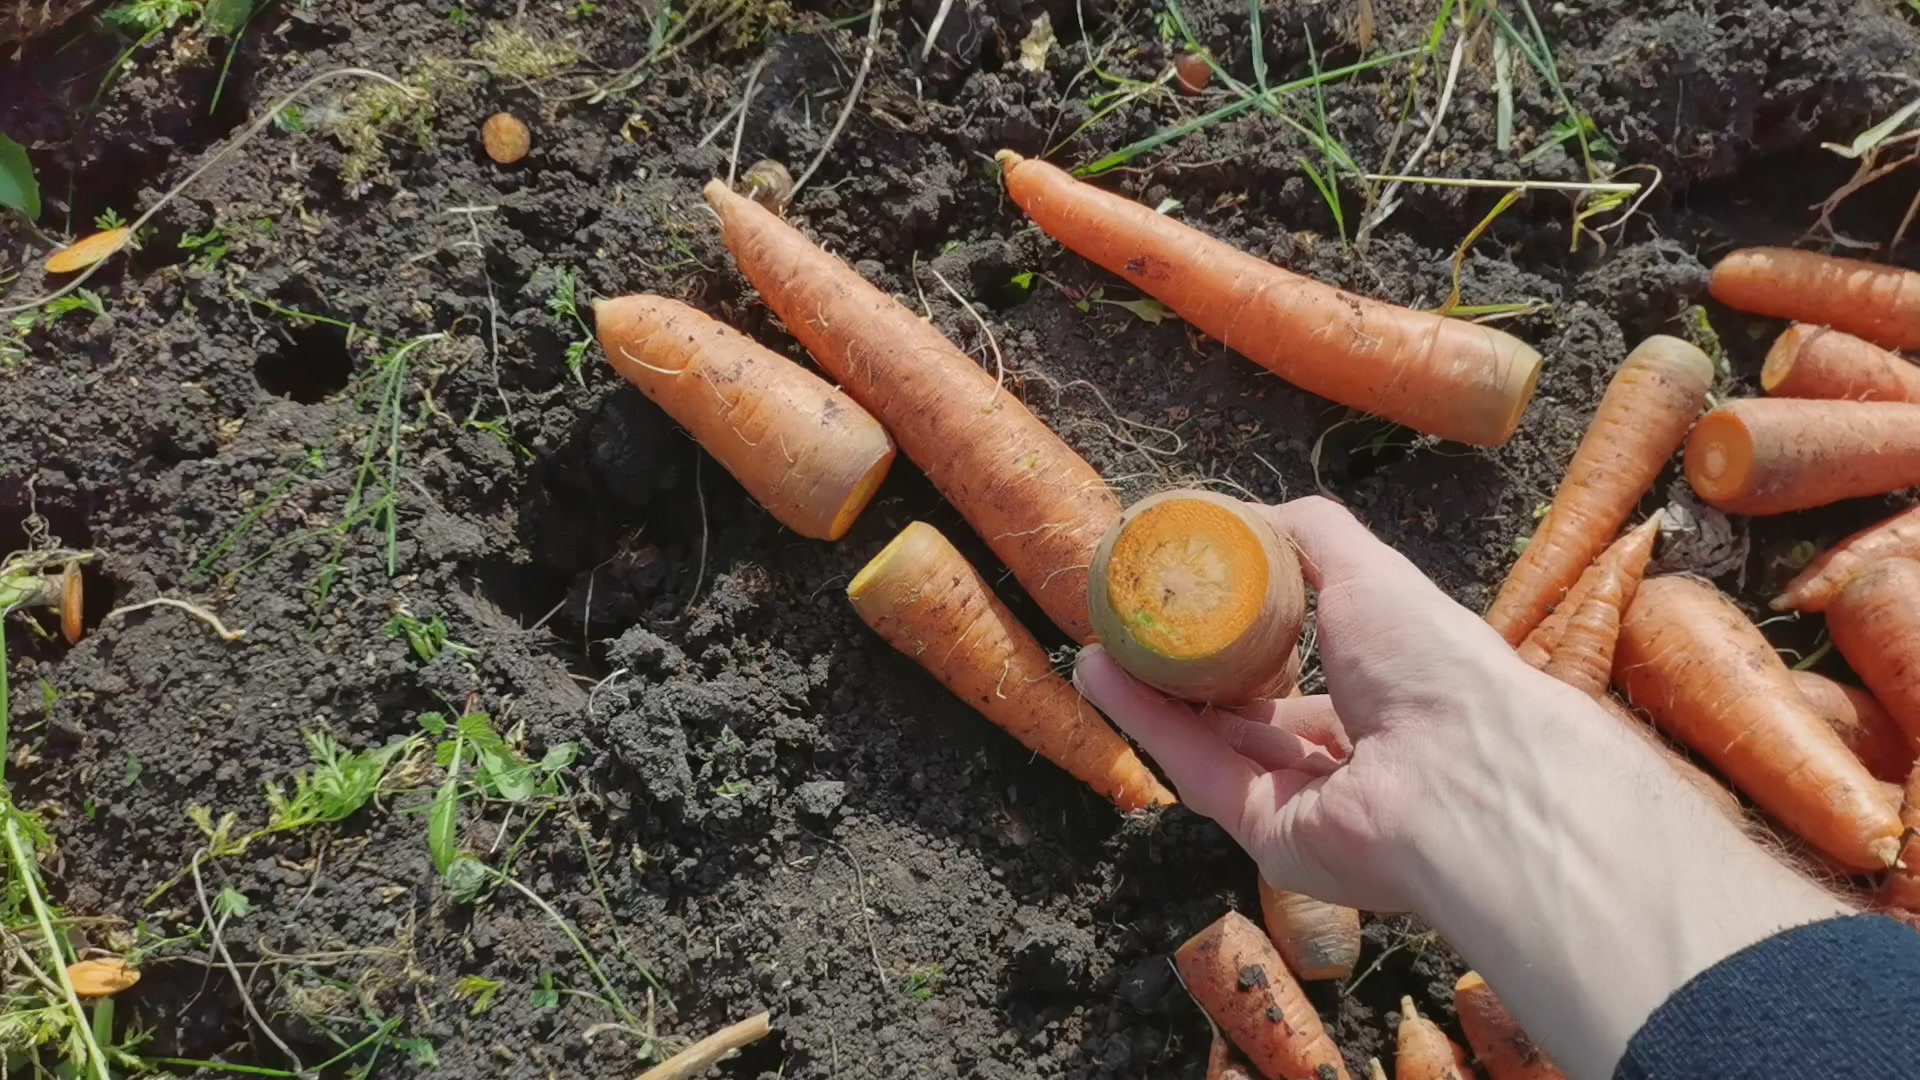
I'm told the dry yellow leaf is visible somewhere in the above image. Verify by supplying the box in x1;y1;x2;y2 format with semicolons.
66;957;139;998
45;227;130;274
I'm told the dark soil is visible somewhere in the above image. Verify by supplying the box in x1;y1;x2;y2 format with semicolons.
2;0;1917;1076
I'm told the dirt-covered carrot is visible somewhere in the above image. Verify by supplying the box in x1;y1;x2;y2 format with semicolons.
1879;762;1920;914
705;180;1118;641
1710;248;1920;351
1827;558;1920;744
1453;973;1565;1080
1088;491;1304;705
1256;879;1361;983
1614;576;1901;869
1762;324;1920;402
1395;997;1467;1080
595;295;894;541
1515;518;1661;669
1683;398;1920;515
1789;670;1915;782
1774;505;1920;612
1206;1020;1259;1080
848;522;1174;811
995;152;1542;447
1174;911;1351;1080
1486;337;1712;644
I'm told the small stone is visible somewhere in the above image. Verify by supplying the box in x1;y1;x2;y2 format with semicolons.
794;779;846;820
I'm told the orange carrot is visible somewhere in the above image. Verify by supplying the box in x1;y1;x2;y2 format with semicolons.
1762;324;1920;402
705;180;1117;641
594;295;894;541
995;152;1542;447
1827;558;1920;744
1536;520;1660;698
1613;576;1901;869
1174;911;1351;1080
1774;504;1920;612
1089;491;1305;705
1256;879;1361;982
1684;398;1920;515
1789;670;1916;782
1206;1020;1260;1080
1514;518;1661;669
1452;972;1565;1080
1879;761;1920;915
847;522;1174;811
45;227;130;274
1395;997;1466;1080
1709;248;1920;351
1485;337;1712;644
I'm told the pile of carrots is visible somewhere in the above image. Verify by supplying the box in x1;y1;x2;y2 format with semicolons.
595;150;1920;1078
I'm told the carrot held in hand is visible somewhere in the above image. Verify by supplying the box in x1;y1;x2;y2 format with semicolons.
1613;576;1901;869
1789;670;1915;782
1826;558;1920;744
595;295;894;541
1774;504;1920;612
706;180;1118;641
1453;973;1565;1080
1761;324;1920;402
847;522;1174;811
1709;248;1920;351
1516;518;1661;669
1486;336;1712;644
1175;911;1351;1080
1683;398;1920;515
1088;491;1305;705
996;151;1542;447
1256;878;1361;982
1395;996;1466;1080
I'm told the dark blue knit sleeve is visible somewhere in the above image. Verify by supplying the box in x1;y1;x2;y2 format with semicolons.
1614;914;1920;1079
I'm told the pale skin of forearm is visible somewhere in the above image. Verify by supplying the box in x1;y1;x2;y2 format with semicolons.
1074;497;1850;1080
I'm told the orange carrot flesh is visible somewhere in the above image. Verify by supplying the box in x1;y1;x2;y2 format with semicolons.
1827;558;1920;745
1174;911;1351;1080
1774;504;1920;612
59;561;83;645
1789;670;1917;783
1879;761;1920;915
997;152;1542;447
1761;324;1920;402
1485;337;1712;644
1613;576;1901;869
705;180;1118;641
1516;518;1661;669
1255;879;1361;982
1089;491;1305;705
1452;973;1565;1080
1710;247;1920;351
1683;398;1920;516
1395;996;1466;1080
847;522;1174;811
595;295;895;541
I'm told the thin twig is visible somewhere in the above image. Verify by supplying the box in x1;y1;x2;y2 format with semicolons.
104;597;247;641
727;57;769;187
790;0;883;198
921;0;957;60
804;829;887;986
684;454;708;617
194;857;306;1071
1356;25;1466;245
5;817;111;1080
635;1013;773;1080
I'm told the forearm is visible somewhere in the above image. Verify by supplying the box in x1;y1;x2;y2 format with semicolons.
1404;673;1852;1079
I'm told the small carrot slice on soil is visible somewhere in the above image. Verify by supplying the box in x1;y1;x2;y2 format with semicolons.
1683;398;1920;515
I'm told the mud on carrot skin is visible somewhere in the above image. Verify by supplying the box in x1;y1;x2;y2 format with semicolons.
847;521;1175;812
995;151;1543;447
1175;911;1351;1080
1453;972;1566;1080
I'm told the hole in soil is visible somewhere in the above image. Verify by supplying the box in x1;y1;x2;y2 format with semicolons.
254;321;354;403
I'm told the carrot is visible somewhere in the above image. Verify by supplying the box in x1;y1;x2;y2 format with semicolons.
1485;337;1712;644
1789;670;1916;782
1709;247;1920;351
1773;504;1920;612
847;522;1174;811
1827;558;1920;744
1879;761;1920;915
45;227;130;274
1452;972;1565;1080
594;295;895;541
1761;324;1920;402
1395;997;1466;1080
1206;1019;1260;1080
1514;518;1661;669
1088;491;1305;705
995;152;1542;447
1174;911;1351;1080
705;180;1118;641
1613;575;1901;869
1684;398;1920;515
1535;519;1661;698
1256;879;1361;982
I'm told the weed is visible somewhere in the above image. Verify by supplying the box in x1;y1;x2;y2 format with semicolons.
334;56;461;190
177;227;229;271
213;885;252;919
273;104;308;132
713;779;750;799
547;269;595;385
904;964;944;1001
263;731;413;835
530;972;560;1008
471;24;583;81
1679;304;1726;376
388;610;477;662
92;208;127;232
454;975;503;1014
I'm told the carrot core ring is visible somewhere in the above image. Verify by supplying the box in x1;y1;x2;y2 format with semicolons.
1682;410;1753;503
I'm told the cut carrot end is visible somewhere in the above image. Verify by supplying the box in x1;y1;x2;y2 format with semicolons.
1455;971;1485;992
1498;350;1546;443
825;446;896;542
1683;410;1753;503
1400;996;1418;1023
847;521;932;601
1874;836;1902;868
45;227;131;275
1103;497;1268;660
60;562;83;645
1759;327;1805;394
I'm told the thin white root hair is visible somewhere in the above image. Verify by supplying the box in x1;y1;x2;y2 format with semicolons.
104;597;247;641
194;857;305;1071
726;56;770;187
790;0;883;198
618;345;687;377
925;265;1007;405
921;0;957;60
